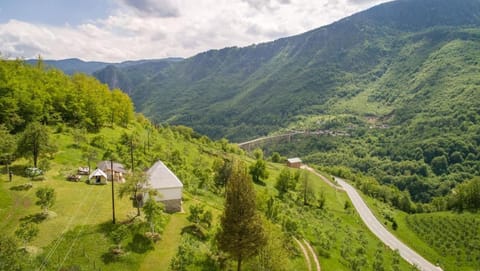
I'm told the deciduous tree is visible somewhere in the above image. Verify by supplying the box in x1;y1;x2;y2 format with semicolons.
299;171;315;205
0;236;22;271
143;198;165;234
17;122;53;168
35;186;55;214
431;155;448;175
81;145;98;175
15;222;39;247
119;131;141;172
0;125;15;179
372;243;385;271
249;159;269;184
213;158;233;191
110;224;128;250
119;170;148;216
275;168;298;197
270;152;282;163
452;177;480;211
246;221;289;271
187;204;213;228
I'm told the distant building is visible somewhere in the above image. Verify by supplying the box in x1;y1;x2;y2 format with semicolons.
88;168;108;185
287;157;302;168
97;161;126;183
145;161;183;213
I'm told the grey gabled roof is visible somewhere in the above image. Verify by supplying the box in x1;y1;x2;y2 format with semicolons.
147;161;183;189
97;161;126;173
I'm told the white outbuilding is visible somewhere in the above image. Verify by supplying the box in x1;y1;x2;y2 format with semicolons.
88;168;108;185
145;161;183;213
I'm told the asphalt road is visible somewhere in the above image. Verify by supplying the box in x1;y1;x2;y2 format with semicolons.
334;176;442;271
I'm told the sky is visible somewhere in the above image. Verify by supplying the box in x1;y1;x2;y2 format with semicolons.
0;0;391;62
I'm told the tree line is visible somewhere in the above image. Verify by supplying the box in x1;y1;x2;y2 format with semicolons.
0;58;134;133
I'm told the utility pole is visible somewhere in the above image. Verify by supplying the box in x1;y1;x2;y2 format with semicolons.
130;135;134;173
111;159;116;224
7;155;12;182
147;127;151;155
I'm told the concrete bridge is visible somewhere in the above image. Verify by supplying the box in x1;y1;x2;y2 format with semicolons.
237;130;350;150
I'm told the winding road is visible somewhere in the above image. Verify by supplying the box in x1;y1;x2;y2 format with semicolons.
302;166;441;270
334;176;442;271
239;135;441;270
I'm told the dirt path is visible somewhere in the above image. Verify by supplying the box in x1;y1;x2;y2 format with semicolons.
303;239;321;271
139;213;188;271
294;237;312;271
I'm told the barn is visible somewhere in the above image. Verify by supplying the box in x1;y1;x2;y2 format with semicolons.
145;161;183;213
287;157;303;168
97;161;126;183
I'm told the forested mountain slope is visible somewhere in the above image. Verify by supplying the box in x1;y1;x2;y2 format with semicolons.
93;0;480;142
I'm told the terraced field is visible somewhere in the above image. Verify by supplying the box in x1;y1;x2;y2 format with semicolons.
406;213;480;269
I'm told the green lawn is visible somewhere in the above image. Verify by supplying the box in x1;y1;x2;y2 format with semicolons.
139;213;189;271
0;127;155;270
0;165;146;269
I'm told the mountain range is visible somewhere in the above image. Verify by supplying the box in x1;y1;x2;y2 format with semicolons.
26;57;183;76
35;0;480;143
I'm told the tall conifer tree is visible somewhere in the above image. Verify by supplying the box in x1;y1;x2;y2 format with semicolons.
217;160;266;271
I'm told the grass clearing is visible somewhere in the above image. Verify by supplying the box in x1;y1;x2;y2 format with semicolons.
331;88;393;117
139;213;188;271
0;126;162;270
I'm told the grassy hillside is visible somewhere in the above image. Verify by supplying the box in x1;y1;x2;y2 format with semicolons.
0;59;414;270
2;57;478;271
0;123;417;270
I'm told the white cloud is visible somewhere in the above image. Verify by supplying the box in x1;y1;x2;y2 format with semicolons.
119;0;180;17
0;0;390;62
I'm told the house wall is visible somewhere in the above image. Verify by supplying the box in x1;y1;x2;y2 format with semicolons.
89;176;107;185
103;169;125;183
154;187;182;201
149;187;182;213
142;188;182;213
162;199;182;213
287;161;302;168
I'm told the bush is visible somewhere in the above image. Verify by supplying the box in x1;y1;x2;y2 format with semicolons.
181;224;208;240
144;232;161;242
25;168;43;178
32;175;45;181
90;135;106;149
316;246;331;258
